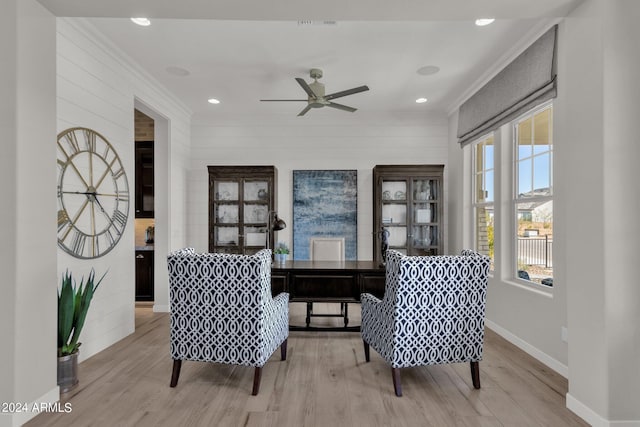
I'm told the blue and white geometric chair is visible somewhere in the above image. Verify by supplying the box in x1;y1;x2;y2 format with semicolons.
361;249;490;396
167;248;289;395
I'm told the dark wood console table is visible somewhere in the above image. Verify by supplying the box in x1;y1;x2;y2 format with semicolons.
271;261;385;331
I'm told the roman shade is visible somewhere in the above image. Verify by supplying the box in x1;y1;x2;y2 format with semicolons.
457;25;558;146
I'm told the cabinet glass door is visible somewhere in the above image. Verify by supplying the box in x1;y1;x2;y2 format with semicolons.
242;179;269;254
381;180;408;253
213;180;240;251
412;179;439;255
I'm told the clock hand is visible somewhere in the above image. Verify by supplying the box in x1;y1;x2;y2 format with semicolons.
92;194;110;217
62;191;96;195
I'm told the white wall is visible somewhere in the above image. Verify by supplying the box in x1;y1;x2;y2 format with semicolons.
1;1;58;426
187;112;449;258
601;1;640;419
56;18;191;359
449;0;640;424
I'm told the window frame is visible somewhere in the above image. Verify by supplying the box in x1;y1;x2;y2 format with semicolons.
511;101;553;288
471;133;495;272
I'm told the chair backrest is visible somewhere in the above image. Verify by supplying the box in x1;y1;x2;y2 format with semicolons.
383;249;490;364
166;248;273;363
309;237;345;261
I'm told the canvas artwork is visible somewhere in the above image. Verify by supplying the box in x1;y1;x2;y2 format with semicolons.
293;170;357;260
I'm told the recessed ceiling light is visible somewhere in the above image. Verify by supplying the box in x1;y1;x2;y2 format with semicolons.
166;66;190;77
416;98;428;104
208;98;221;104
475;18;495;26
417;65;440;76
131;18;151;27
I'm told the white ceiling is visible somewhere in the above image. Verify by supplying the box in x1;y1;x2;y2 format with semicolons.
39;0;580;119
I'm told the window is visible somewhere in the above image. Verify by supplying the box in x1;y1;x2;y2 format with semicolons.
472;134;494;270
514;104;553;286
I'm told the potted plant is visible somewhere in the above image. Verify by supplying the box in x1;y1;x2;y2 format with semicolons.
57;269;105;393
274;242;289;263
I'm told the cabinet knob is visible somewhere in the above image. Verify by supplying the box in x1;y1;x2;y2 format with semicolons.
136;254;145;259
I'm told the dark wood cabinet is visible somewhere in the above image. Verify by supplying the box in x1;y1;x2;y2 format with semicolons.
373;165;445;265
135;141;154;218
208;166;277;254
135;250;154;301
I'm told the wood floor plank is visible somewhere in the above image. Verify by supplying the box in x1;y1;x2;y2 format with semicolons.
25;306;588;427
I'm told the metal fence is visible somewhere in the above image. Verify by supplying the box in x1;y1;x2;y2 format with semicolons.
517;235;553;268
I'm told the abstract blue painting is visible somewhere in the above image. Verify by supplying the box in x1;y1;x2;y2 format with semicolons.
293;170;357;260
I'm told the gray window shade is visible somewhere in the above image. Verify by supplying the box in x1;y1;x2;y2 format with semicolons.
457;25;557;146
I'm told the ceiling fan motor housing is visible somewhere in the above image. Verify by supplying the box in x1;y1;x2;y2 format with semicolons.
309;68;323;80
308;80;326;106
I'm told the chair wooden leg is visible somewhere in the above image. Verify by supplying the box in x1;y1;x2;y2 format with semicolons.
252;367;263;396
391;367;402;397
470;361;481;389
363;340;370;362
281;338;288;361
170;360;182;387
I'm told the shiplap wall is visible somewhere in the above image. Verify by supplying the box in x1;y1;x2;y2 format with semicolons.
56;18;191;360
188;112;449;259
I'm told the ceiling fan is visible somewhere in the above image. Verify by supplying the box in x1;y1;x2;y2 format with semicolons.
260;68;369;116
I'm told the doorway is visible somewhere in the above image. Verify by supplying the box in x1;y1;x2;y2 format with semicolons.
134;109;155;305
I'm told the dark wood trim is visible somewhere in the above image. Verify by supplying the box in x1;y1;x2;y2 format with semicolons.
252;367;263;396
391;367;402;397
169;360;182;387
470;361;481;389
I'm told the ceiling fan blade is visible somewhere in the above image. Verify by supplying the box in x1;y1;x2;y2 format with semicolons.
324;85;369;101
260;99;307;102
297;105;313;116
295;78;317;99
326;102;357;113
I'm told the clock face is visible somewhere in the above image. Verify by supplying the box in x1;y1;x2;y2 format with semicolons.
57;127;129;259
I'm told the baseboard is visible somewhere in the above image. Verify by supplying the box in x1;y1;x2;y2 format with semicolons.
485;319;569;378
566;393;640;427
153;304;170;313
10;386;60;427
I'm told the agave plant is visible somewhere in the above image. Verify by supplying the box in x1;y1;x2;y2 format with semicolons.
57;270;105;357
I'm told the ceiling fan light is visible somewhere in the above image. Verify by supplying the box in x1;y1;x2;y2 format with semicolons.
475;18;495;27
131;18;151;27
416;98;428;104
207;98;220;104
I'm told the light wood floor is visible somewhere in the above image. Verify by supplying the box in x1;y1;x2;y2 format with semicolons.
27;304;587;427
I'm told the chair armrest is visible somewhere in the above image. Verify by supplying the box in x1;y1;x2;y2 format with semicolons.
264;292;289;330
272;292;290;311
361;292;381;310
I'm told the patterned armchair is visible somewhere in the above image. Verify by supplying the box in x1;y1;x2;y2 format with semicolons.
167;248;289;395
361;249;490;396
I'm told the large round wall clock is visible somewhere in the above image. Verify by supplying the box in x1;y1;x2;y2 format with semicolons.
57;127;130;259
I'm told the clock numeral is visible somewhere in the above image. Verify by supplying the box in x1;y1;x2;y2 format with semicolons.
112;208;127;231
71;231;87;256
83;129;97;152
112;167;126;181
57;209;70;232
63;131;81;155
116;190;130;202
91;235;99;258
105;227;116;246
